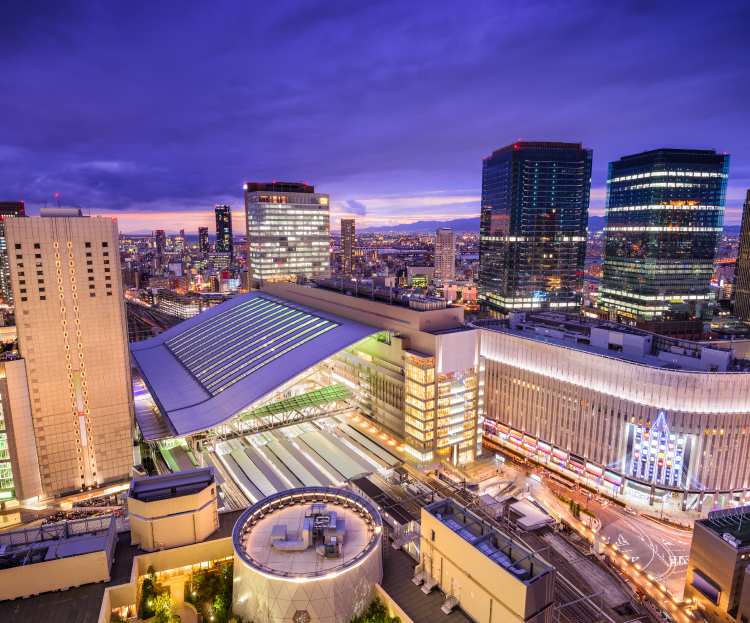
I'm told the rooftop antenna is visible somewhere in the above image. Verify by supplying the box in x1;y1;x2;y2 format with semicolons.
55;193;60;208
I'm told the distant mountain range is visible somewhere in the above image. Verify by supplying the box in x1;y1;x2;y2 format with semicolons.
123;216;742;236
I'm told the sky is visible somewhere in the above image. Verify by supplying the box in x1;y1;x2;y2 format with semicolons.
1;1;749;233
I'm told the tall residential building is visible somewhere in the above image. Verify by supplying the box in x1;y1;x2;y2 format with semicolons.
734;191;750;320
0;201;26;306
599;148;730;339
341;218;355;276
215;205;233;255
478;141;592;316
154;230;166;256
175;229;185;253
198;226;209;255
244;182;330;282
434;227;456;283
6;212;133;498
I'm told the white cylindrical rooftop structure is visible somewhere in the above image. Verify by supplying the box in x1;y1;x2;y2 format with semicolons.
232;487;383;623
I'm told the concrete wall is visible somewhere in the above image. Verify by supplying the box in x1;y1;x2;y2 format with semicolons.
683;522;749;621
420;510;555;623
129;487;218;551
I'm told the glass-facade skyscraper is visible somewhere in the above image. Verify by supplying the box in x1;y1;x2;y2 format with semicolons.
0;201;26;305
732;190;750;320
244;182;330;282
479;141;592;315
599;148;730;339
215;205;233;254
341;218;355;276
154;229;166;256
198;226;209;255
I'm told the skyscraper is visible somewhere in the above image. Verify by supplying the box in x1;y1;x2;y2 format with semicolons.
6;211;133;497
341;218;355;276
215;205;233;255
198;226;209;255
434;227;456;283
0;201;26;305
244;182;330;282
732;191;750;320
599;148;730;339
478;141;592;315
154;230;166;256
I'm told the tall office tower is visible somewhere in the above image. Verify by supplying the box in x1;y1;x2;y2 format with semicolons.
341;218;355;276
434;227;456;283
0;201;26;305
478;141;592;315
733;190;750;319
215;205;233;254
155;230;166;256
198;227;209;255
244;182;331;282
6;212;133;497
599;149;730;339
175;229;185;253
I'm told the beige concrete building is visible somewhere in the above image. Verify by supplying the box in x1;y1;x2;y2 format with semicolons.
128;468;219;551
684;509;750;622
0;513;117;601
261;281;481;467
418;499;555;622
434;228;456;284
6;212;133;498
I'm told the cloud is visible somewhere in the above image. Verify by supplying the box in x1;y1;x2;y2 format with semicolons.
341;199;367;216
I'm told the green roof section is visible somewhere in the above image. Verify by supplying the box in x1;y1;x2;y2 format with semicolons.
239;384;354;422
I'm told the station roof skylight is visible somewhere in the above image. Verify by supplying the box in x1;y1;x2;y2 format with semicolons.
130;292;377;438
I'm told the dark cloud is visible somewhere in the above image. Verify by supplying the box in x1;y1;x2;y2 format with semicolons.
341;199;367;216
0;0;748;225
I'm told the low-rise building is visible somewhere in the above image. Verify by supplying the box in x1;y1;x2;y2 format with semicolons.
419;499;555;622
0;514;117;601
128;468;219;551
684;508;750;622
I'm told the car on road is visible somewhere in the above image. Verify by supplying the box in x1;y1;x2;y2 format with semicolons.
625;506;638;515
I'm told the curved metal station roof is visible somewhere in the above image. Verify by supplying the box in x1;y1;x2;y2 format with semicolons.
130;291;377;438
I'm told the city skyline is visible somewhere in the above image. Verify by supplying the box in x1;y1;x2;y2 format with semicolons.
1;3;749;231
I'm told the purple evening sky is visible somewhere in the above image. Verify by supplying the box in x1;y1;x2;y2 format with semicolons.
1;1;748;233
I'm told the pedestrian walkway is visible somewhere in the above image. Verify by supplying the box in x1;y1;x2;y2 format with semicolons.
381;548;472;623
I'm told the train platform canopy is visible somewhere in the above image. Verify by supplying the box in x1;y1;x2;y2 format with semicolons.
130;291;377;439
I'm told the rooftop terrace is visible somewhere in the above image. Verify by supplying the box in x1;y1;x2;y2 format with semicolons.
0;514;115;569
128;467;214;503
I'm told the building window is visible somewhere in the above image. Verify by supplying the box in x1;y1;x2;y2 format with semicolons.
85;242;91;248
16;263;22;268
21;297;26;301
35;254;41;259
36;270;42;275
40;296;46;300
87;261;92;265
33;243;40;249
90;293;96;297
39;288;45;292
89;285;95;289
88;269;93;273
103;251;109;256
106;283;111;288
18;271;24;276
102;242;108;247
19;280;25;285
14;244;21;249
106;291;113;296
19;289;26;293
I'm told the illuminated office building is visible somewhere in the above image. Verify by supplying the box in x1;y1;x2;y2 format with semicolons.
479;141;592;315
341;218;355;276
215;205;233;255
434;227;456;283
599;148;730;339
198;226;209;255
244;182;330;282
0;201;26;306
5;211;133;498
733;191;750;320
154;230;166;256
